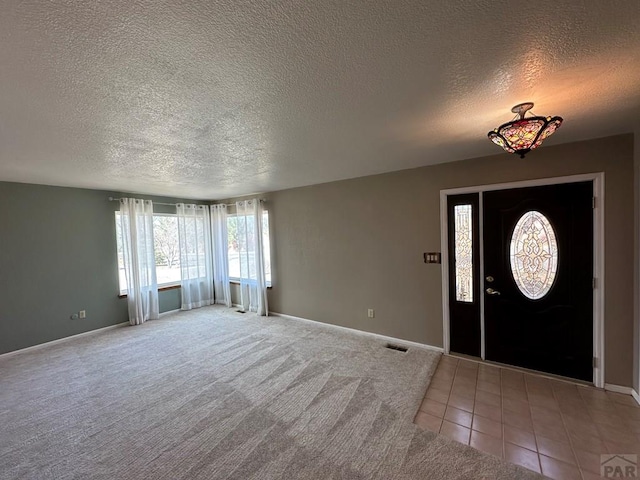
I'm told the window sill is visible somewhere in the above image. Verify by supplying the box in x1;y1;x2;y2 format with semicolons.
229;280;273;289
118;284;181;299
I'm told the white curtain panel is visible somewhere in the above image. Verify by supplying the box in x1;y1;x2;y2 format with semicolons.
210;204;232;307
236;199;269;316
119;198;159;325
176;204;214;310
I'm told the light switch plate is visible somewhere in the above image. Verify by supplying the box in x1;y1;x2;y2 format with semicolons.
424;252;441;264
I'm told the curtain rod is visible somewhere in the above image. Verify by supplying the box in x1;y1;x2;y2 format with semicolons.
107;197;263;208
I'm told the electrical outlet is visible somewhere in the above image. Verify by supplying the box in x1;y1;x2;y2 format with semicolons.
79;310;86;319
367;309;375;318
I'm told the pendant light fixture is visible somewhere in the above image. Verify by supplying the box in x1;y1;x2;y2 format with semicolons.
487;102;563;158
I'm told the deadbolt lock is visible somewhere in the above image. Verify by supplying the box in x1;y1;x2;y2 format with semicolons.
486;276;494;283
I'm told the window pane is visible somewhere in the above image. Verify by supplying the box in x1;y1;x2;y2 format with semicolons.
510;210;558;300
262;211;271;283
153;215;181;286
454;204;473;302
227;211;271;284
237;212;253;280
227;216;240;278
114;212;127;293
114;212;183;294
178;216;207;279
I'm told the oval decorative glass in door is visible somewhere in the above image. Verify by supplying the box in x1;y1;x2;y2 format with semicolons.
509;210;559;299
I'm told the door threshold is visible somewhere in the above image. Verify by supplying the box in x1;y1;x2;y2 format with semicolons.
446;352;594;388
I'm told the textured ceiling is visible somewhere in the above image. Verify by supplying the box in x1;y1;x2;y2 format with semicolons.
0;0;639;199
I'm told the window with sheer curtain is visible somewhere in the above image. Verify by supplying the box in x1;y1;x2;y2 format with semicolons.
227;210;271;285
117;198;159;325
114;200;271;315
176;203;214;310
115;212;181;294
232;200;270;315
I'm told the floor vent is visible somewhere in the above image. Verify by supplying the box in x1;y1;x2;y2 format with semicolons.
386;343;408;353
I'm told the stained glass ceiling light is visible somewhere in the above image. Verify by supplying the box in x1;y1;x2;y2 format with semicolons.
487;102;563;158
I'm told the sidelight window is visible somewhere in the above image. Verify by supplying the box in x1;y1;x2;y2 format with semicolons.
454;204;474;302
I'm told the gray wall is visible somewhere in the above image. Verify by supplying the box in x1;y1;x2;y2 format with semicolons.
244;134;633;386
1;134;635;387
0;182;201;354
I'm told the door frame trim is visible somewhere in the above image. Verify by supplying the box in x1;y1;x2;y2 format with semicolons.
440;172;605;388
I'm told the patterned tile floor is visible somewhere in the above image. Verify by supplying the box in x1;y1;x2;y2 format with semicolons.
414;355;640;480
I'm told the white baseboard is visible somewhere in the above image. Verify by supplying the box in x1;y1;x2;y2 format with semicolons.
604;383;634;395
632;389;640;406
269;311;444;353
0;321;129;360
0;308;184;360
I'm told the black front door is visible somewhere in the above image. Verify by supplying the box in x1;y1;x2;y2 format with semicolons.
483;182;593;381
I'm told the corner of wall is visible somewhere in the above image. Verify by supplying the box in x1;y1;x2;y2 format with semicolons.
634;129;640;392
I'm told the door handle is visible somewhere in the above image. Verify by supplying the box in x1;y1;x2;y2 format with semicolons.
486;288;501;296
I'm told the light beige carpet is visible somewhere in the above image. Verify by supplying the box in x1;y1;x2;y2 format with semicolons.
0;306;544;479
